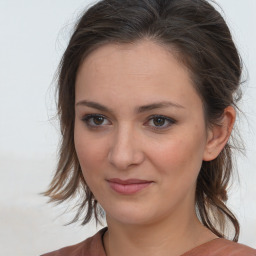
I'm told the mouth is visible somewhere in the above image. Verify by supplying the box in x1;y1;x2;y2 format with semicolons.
106;178;153;195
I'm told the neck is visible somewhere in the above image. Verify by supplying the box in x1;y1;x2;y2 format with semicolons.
103;211;217;256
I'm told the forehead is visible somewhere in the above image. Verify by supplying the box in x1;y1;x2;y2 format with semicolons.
78;40;186;80
75;40;202;111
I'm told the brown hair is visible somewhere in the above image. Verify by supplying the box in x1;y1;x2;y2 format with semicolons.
44;0;243;241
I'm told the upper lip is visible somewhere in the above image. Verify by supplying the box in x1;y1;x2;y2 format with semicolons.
107;178;152;185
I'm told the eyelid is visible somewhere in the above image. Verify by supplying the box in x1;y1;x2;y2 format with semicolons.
81;114;112;128
81;113;176;131
145;115;176;130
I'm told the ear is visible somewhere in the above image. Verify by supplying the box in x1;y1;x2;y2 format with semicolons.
203;106;236;161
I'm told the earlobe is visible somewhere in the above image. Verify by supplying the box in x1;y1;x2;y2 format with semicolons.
203;106;236;161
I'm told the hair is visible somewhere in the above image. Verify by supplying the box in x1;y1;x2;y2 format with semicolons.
44;0;243;242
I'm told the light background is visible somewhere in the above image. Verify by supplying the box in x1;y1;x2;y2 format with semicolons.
0;0;255;255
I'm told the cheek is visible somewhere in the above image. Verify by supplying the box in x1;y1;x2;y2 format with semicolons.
76;139;102;163
149;129;206;178
74;126;108;178
74;136;108;200
76;142;105;171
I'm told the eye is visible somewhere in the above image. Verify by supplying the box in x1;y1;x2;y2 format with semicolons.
82;114;111;128
146;115;176;129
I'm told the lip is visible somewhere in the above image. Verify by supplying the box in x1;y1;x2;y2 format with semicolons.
107;178;153;195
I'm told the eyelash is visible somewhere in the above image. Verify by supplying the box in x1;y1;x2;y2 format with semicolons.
82;114;110;128
81;114;176;130
146;115;176;130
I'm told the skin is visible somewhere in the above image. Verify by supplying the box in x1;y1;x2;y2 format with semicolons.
74;40;236;256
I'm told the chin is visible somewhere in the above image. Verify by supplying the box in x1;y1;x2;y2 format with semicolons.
104;202;163;226
108;214;153;226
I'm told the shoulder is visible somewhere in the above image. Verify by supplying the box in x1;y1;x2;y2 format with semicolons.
183;238;256;256
40;227;107;256
222;239;255;255
211;238;256;256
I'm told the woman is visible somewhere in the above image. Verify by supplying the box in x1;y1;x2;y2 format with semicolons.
42;0;256;255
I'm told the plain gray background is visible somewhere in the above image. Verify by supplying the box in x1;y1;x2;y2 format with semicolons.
0;1;255;255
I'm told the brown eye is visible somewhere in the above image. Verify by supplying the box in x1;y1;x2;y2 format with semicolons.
82;114;111;128
146;115;176;130
93;116;105;125
153;117;166;126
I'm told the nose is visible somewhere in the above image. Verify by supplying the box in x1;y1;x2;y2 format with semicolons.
107;125;145;170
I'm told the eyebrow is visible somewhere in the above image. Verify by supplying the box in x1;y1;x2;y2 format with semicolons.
75;100;185;113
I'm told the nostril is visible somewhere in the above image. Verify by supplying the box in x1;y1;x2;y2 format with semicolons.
107;142;144;170
108;149;134;170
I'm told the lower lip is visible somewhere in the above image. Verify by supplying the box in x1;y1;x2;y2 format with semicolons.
108;181;152;195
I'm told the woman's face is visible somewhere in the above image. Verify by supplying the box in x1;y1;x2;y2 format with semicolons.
74;40;211;226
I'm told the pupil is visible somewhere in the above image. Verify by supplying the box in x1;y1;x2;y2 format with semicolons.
153;117;165;126
93;116;104;125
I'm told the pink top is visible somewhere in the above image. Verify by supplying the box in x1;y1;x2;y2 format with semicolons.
41;228;256;256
